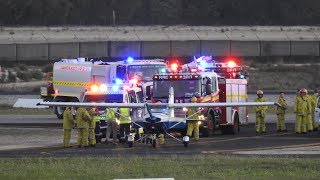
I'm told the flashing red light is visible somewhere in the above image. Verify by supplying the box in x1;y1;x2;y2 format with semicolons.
91;84;99;93
123;85;130;91
227;61;237;68
54;89;59;94
170;63;178;71
129;78;138;85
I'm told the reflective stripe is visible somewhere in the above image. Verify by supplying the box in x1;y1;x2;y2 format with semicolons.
53;81;90;87
226;94;247;98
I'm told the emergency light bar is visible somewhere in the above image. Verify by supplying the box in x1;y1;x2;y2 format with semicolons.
153;74;200;80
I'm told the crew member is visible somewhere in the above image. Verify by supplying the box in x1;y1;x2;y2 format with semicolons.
276;92;287;132
186;96;201;140
63;107;74;148
311;89;319;131
118;107;131;143
294;88;311;134
75;107;91;148
105;107;118;145
306;90;314;132
254;90;268;134
88;107;100;147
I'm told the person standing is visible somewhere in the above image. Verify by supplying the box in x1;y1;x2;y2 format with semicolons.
88;107;99;147
186;96;201;140
105;108;118;145
276;92;287;132
311;89;319;131
75;107;91;148
63;107;74;148
118;107;131;143
306;90;314;132
294;88;311;134
254;90;268;134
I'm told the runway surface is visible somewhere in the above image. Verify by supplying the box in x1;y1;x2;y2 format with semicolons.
0;121;319;158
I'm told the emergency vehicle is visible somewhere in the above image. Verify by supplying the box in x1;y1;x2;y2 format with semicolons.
41;58;166;119
150;58;248;135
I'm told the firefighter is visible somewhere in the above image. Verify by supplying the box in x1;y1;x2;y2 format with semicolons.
186;96;201;140
306;90;314;132
118;107;131;143
105;107;118;145
294;88;311;134
311;89;319;131
254;90;268;133
88;107;100;147
63;107;74;148
75;107;91;148
276;92;287;132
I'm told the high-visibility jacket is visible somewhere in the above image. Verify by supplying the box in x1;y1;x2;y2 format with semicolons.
88;108;99;128
201;95;212;103
254;97;268;116
187;106;200;120
105;108;116;121
276;96;287;115
63;108;74;129
119;108;131;124
311;93;318;111
75;107;91;128
294;96;311;116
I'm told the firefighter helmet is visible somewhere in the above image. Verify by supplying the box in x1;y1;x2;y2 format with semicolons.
300;88;307;94
257;90;263;95
191;96;197;102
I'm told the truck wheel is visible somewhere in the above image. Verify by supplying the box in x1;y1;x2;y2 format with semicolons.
54;98;64;119
221;114;240;135
128;141;133;148
202;113;215;137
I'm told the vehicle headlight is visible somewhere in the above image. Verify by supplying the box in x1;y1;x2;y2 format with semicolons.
197;121;202;125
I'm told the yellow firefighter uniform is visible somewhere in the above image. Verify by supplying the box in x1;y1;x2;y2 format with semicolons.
306;94;314;132
294;90;311;134
311;92;319;130
88;108;99;146
76;107;91;147
105;108;118;144
119;108;131;142
63;107;74;148
254;90;268;133
186;96;200;140
276;95;287;131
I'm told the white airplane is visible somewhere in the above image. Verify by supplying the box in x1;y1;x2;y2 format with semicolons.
37;88;280;148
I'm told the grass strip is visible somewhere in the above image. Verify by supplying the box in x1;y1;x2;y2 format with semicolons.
0;156;319;179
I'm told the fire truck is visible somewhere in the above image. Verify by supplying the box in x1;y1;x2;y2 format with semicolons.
151;58;248;135
41;58;166;119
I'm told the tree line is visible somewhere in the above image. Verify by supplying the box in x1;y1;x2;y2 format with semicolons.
0;0;320;26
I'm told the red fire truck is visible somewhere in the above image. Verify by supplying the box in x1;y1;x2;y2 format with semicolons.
151;57;248;136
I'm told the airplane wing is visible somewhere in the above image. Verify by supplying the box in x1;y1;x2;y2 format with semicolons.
167;102;279;108
37;101;279;108
37;102;145;108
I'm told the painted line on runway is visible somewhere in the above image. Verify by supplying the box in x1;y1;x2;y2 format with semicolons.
201;142;320;154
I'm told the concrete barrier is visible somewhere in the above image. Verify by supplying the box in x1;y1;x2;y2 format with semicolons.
49;43;79;59
13;99;48;108
201;40;230;56
79;42;109;58
0;44;16;61
141;41;171;57
261;41;291;56
110;41;140;58
17;44;48;60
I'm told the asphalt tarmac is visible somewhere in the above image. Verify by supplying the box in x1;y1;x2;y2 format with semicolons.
0;122;319;158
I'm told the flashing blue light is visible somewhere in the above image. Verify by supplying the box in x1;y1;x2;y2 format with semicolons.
161;109;167;113
127;57;134;63
160;68;166;73
199;60;208;68
112;85;119;92
115;78;123;85
240;75;245;79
